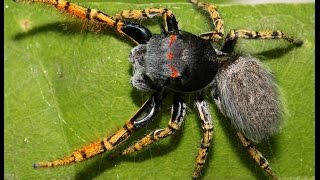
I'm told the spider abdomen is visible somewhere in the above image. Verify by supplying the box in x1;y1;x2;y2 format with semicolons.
131;31;219;92
215;56;283;142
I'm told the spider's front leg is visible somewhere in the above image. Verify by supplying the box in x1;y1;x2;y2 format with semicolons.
114;94;186;156
33;90;165;168
221;29;303;53
193;94;214;179
14;0;152;44
189;0;224;41
115;7;179;32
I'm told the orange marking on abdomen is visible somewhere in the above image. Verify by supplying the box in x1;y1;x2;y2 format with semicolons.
167;51;174;60
168;65;180;78
168;35;177;47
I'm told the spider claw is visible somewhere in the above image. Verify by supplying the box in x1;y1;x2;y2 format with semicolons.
294;39;303;46
33;163;39;168
33;162;49;168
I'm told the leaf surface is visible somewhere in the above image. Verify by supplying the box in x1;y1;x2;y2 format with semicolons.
4;1;314;179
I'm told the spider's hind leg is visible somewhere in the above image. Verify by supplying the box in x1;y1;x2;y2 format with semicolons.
237;132;278;180
221;29;303;53
189;0;224;41
115;94;186;156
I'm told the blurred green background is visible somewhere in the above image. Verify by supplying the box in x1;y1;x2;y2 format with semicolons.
4;0;314;179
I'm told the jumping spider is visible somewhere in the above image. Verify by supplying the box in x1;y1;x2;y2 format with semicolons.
15;0;302;179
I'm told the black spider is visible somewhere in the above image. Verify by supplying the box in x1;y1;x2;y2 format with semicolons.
15;0;302;179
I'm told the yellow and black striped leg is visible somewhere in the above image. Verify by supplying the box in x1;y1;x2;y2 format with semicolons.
116;8;179;32
189;0;224;41
14;0;152;44
33;90;165;168
222;29;303;53
193;94;214;179
117;94;186;156
237;132;278;180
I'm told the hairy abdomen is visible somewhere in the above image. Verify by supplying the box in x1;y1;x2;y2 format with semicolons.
215;56;282;142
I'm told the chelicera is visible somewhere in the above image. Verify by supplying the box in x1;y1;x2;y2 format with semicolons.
15;0;302;179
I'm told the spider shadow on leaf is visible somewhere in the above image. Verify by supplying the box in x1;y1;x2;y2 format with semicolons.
12;20;133;44
254;43;301;60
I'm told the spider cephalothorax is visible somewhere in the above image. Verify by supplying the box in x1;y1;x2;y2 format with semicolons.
130;31;219;92
15;0;302;179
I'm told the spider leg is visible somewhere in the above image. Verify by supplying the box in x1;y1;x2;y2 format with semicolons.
33;90;165;168
14;0;152;44
221;29;303;53
189;0;224;41
193;94;214;179
115;94;186;156
237;132;278;180
115;8;179;32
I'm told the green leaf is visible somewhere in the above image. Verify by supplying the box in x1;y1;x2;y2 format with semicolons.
4;1;314;179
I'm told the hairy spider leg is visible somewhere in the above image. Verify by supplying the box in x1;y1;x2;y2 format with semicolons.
189;0;224;41
14;0;152;44
33;91;164;168
221;29;303;53
115;7;179;32
237;132;278;180
193;94;214;179
117;94;186;156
